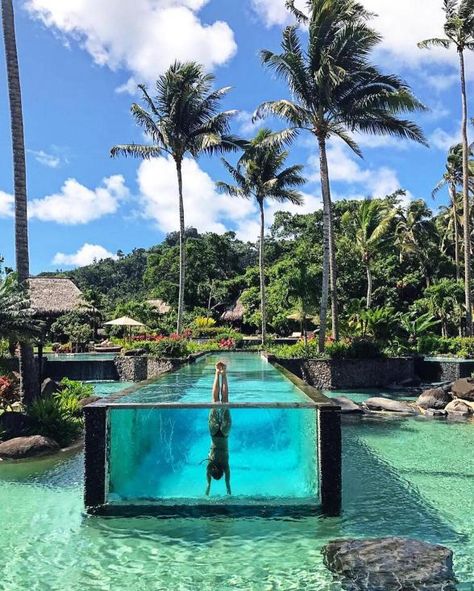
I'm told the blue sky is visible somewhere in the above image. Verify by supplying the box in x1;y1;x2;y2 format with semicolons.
0;0;472;273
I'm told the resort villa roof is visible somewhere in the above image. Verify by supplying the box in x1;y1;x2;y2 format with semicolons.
221;299;245;322
146;299;172;314
28;277;90;318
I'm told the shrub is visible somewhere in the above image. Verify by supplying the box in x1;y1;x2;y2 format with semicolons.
0;375;19;411
418;336;474;358
345;338;385;359
142;338;190;358
28;397;82;447
267;339;320;359
59;378;94;401
193;316;216;328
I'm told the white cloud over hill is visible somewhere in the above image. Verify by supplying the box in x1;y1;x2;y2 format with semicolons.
25;0;237;89
53;243;118;267
29;175;129;224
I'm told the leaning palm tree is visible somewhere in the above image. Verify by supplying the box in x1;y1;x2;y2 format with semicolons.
419;0;474;335
217;129;305;343
1;0;37;403
432;143;474;279
341;199;395;308
256;0;426;351
111;61;240;333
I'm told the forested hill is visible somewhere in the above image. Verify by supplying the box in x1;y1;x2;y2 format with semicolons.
38;196;463;336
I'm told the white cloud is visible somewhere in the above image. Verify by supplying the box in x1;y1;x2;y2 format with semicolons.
28;149;61;169
29;175;129;224
252;0;474;74
137;155;311;241
26;0;237;89
0;191;14;218
235;111;265;136
309;141;405;199
53;243;118;267
429;127;461;151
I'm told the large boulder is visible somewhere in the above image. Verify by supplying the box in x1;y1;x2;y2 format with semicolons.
40;378;61;398
363;397;417;414
451;377;474;401
0;435;60;459
416;387;452;410
445;399;472;416
322;537;456;591
331;396;363;414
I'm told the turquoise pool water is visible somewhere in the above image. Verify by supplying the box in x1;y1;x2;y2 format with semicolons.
119;353;309;403
107;354;317;504
0;416;473;590
91;381;134;397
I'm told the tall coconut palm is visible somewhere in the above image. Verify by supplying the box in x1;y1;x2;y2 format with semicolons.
217;129;305;343
437;196;463;274
111;61;241;333
1;0;37;403
432;142;474;279
256;0;426;351
341;199;395;308
419;0;474;335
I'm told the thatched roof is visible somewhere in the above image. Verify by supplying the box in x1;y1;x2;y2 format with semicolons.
221;300;245;322
28;277;90;317
146;299;172;314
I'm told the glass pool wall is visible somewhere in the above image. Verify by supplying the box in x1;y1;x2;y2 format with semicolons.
107;407;318;504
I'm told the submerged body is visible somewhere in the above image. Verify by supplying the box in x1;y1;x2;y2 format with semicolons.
206;363;231;495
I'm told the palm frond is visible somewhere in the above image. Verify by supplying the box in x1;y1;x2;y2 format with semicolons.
110;144;163;159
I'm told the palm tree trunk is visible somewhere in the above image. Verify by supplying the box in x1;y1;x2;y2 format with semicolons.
450;183;461;281
459;49;472;336
317;135;339;351
366;264;373;309
1;0;37;404
175;158;186;334
259;200;267;345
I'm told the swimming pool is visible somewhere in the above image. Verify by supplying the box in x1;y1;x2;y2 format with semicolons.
86;354;338;512
0;411;473;590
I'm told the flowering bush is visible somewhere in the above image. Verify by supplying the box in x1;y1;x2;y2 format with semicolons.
219;338;235;350
0;375;20;410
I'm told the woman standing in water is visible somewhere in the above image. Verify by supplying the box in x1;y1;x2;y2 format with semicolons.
206;362;231;495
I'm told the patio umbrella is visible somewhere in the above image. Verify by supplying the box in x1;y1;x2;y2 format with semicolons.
104;316;145;341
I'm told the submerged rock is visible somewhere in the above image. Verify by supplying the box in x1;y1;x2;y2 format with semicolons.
322;537;456;591
0;435;60;459
363;397;417;414
445;399;473;416
416;387;452;410
424;408;448;418
331;396;363;414
451;377;474;401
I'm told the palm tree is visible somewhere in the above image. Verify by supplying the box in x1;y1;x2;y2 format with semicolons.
1;0;37;403
217;129;305;343
111;61;240;333
341;199;394;308
433;143;474;280
419;0;474;335
256;0;426;351
437;196;463;275
395;200;440;288
0;274;41;342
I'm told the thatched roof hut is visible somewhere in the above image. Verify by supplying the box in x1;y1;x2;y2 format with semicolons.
146;299;172;314
221;300;245;323
28;277;90;318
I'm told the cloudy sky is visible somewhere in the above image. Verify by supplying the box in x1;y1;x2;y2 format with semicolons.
0;0;470;272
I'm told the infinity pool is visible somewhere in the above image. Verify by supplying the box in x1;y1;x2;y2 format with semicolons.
1;414;473;590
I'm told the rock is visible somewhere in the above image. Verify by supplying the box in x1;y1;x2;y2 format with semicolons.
451;377;474;401
332;396;363;414
445;399;472;416
424;408;447;418
40;377;61;398
322;537;456;591
78;396;101;408
0;412;34;438
416;387;452;410
0;435;60;459
363;397;417;414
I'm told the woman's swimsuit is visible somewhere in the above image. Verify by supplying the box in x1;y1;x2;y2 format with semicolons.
208;408;231;464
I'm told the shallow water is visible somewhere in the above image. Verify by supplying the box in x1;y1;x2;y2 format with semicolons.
0;414;473;590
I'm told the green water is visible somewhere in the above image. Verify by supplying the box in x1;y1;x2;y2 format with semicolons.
0;414;473;589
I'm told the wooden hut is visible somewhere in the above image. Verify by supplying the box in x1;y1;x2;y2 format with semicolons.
220;300;245;327
28;277;90;320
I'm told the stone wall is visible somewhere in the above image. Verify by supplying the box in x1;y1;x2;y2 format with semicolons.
265;355;416;390
113;355;203;382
